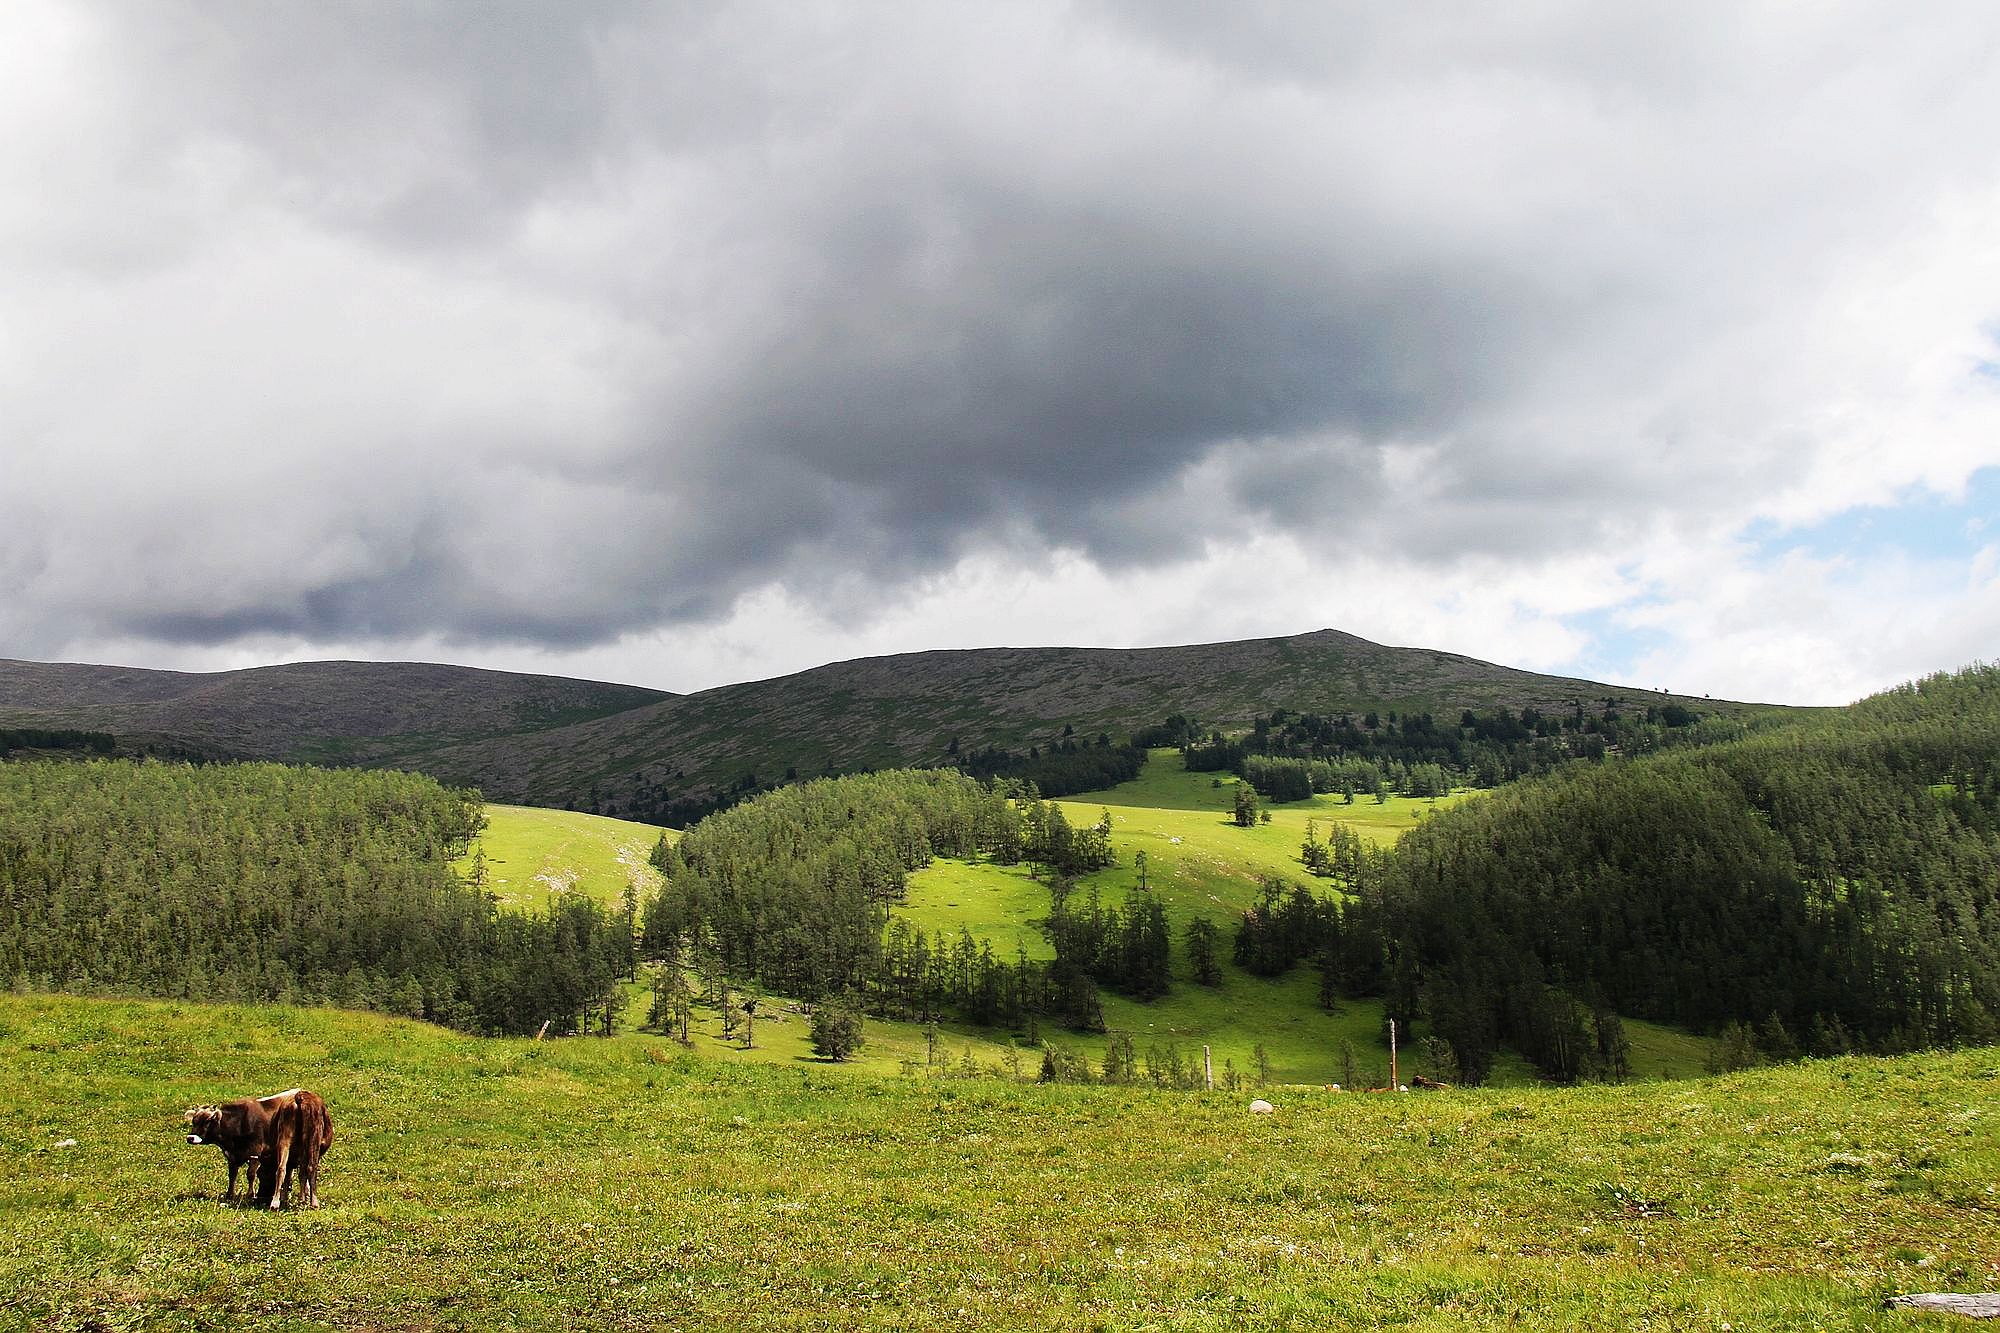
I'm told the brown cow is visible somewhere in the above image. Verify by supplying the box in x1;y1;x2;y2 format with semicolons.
261;1088;333;1210
183;1087;334;1209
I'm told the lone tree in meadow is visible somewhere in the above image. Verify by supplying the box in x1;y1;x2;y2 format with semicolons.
808;995;866;1061
1233;782;1259;828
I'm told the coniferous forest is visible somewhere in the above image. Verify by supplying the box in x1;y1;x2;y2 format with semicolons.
643;769;1123;1032
1367;666;2000;1081
1186;700;1751;800
0;761;630;1036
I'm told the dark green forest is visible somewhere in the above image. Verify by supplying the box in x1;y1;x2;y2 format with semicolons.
0;727;115;757
1186;701;1749;800
0;761;630;1036
1364;666;2000;1081
954;732;1149;797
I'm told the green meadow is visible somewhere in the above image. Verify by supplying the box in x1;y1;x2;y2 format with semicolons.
457;803;674;911
3;994;1994;1332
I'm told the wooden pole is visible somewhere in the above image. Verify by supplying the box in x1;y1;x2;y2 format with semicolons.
1203;1045;1214;1091
1389;1019;1398;1089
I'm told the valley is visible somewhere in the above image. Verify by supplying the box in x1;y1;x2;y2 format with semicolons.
3;641;1996;1331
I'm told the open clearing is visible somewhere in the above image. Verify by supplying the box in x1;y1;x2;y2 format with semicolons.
3;994;1994;1331
456;803;673;911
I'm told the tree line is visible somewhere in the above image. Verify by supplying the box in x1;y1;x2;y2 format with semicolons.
954;728;1149;798
0;727;116;757
0;759;631;1037
0;726;234;764
1183;701;1744;800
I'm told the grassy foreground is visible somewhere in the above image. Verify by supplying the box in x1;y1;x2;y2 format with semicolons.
3;995;1995;1331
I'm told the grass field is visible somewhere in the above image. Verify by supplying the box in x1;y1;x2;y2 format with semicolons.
900;857;1055;962
1066;748;1474;840
456;804;673;911
3;993;1994;1331
1054;749;1471;920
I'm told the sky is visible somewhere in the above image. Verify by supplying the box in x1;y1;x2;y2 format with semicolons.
4;2;1998;707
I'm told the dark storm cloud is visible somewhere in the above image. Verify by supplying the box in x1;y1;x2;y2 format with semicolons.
4;1;1997;659
100;0;636;245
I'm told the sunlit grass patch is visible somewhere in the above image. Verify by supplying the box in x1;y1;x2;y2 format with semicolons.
457;803;673;910
898;857;1053;961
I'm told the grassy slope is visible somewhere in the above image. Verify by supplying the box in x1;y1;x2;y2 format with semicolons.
455;806;1018;1077
457;804;674;912
3;994;1995;1332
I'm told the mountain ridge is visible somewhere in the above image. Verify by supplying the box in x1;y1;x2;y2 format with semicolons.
0;629;1782;818
0;657;671;765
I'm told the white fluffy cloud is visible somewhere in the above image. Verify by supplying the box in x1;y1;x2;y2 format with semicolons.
3;2;1997;704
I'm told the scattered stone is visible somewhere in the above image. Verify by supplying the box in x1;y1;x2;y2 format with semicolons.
1249;1099;1274;1114
1884;1293;2000;1319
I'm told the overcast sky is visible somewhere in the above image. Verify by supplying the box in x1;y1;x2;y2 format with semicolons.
5;3;1998;705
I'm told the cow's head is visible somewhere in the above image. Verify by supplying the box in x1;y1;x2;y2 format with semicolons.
184;1105;222;1146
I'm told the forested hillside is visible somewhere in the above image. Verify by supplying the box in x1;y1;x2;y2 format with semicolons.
645;770;1132;1034
0;761;631;1036
1372;666;2000;1081
635;666;2000;1088
1197;697;1751;801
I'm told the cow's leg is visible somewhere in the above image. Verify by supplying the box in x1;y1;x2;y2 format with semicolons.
266;1135;292;1210
224;1157;239;1201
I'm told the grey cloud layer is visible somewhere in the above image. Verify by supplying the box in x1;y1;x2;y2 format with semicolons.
5;1;1997;656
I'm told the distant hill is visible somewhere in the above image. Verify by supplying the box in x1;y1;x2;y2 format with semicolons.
0;658;669;766
0;629;1775;818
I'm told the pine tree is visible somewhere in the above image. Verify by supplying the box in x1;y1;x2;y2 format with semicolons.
808;994;865;1061
1186;918;1222;987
